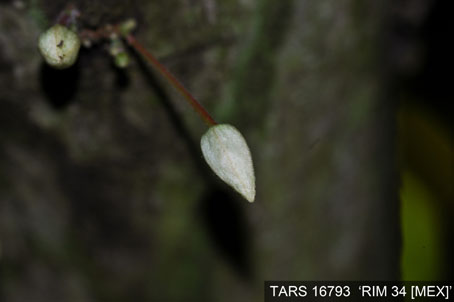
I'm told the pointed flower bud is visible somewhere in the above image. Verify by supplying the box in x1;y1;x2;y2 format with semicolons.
38;24;81;69
201;124;255;202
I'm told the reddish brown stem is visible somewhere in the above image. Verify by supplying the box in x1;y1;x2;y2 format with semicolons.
125;34;217;126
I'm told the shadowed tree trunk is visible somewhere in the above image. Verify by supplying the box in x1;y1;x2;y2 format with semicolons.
0;0;400;301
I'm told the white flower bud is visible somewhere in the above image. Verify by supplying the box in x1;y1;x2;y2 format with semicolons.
38;24;81;69
201;124;255;202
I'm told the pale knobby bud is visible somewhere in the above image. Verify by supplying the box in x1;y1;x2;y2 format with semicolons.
38;24;81;69
201;124;255;202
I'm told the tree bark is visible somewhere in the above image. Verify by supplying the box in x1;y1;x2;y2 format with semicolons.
0;0;400;301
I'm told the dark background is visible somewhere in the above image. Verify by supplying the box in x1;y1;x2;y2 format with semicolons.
0;0;452;301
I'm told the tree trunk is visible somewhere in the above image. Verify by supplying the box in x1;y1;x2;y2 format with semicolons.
0;0;400;301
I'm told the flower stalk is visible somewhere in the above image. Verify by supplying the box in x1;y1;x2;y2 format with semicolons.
125;34;217;127
38;12;255;202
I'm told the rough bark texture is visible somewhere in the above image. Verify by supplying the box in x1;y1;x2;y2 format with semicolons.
0;0;399;301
